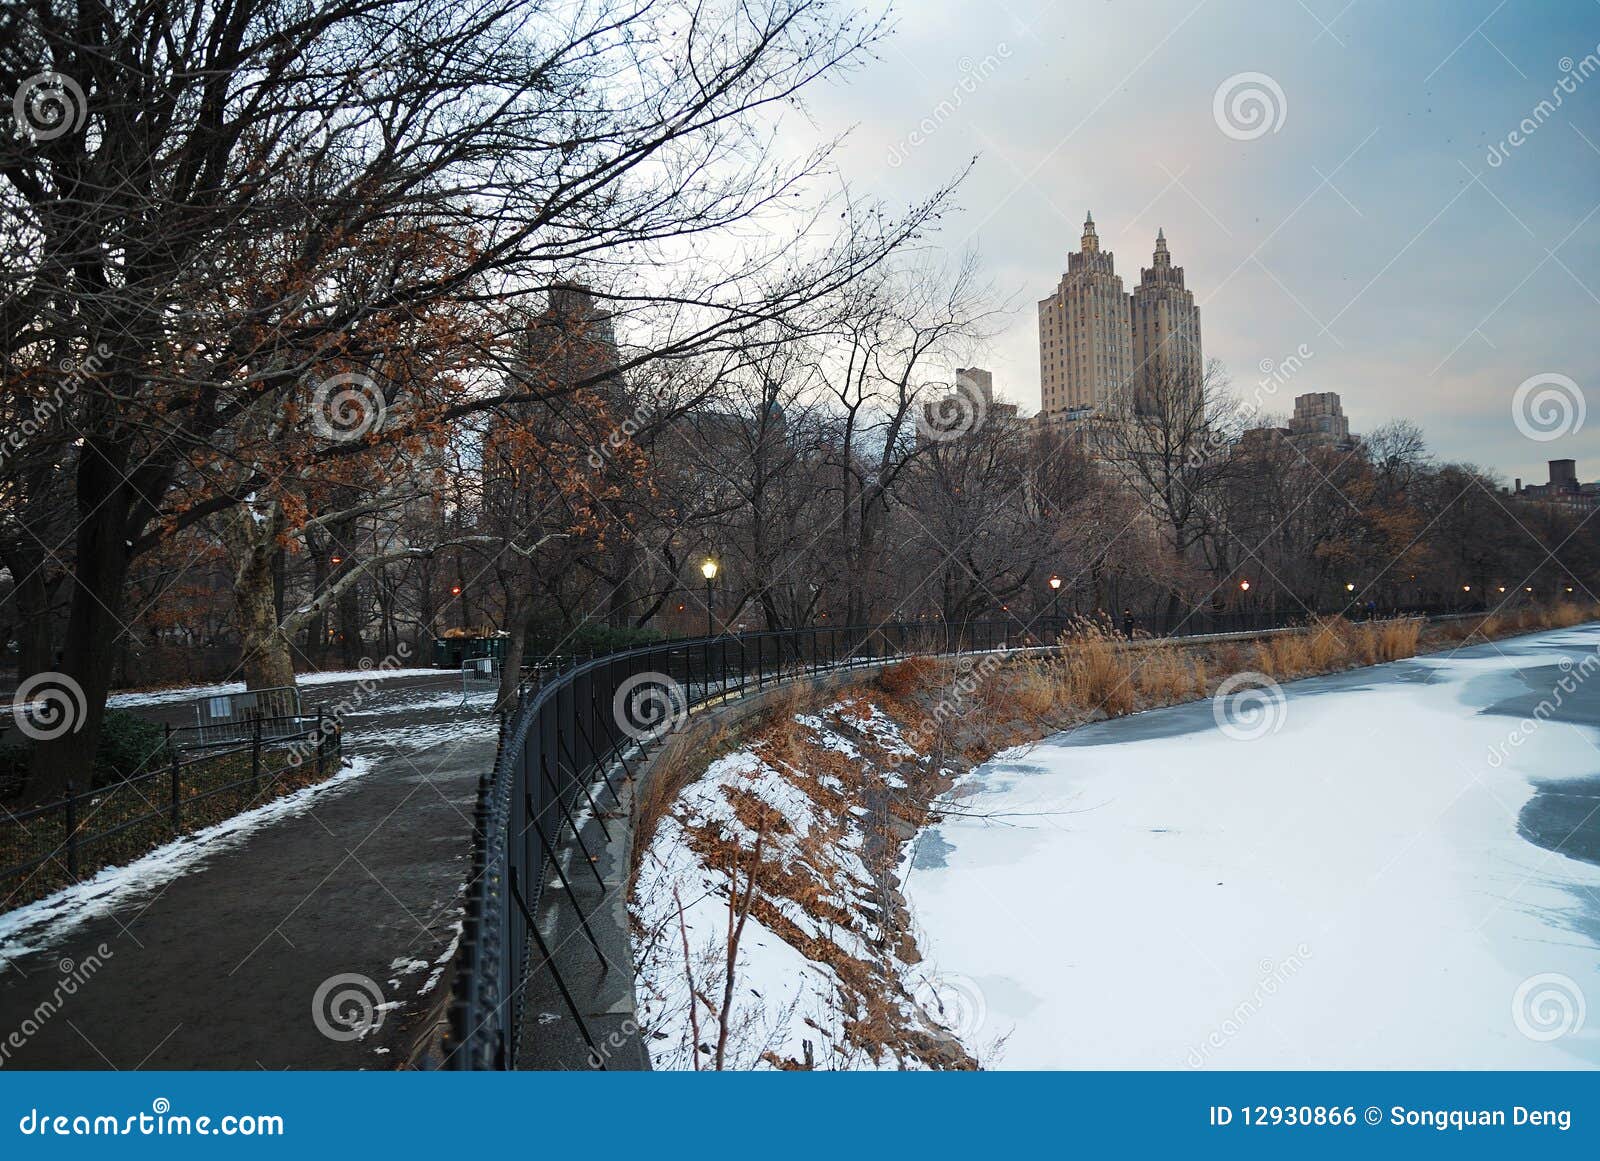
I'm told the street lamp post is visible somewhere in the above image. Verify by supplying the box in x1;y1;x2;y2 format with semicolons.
700;558;719;638
1048;574;1062;630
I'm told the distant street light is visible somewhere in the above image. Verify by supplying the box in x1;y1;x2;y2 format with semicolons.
1345;582;1355;592
1239;580;1251;592
1048;574;1062;623
700;558;719;637
1462;585;1471;592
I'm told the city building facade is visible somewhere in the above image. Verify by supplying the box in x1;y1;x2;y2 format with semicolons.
1515;459;1599;511
1038;214;1201;420
1288;391;1357;450
1037;213;1135;416
1130;228;1203;416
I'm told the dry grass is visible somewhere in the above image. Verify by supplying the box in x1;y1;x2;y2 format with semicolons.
1247;616;1424;680
876;655;938;697
1373;616;1422;660
1428;600;1599;646
1062;627;1136;717
1133;639;1207;703
1011;658;1058;718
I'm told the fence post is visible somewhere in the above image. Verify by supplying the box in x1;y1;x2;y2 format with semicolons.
251;714;262;793
63;782;79;880
169;749;181;831
316;708;327;779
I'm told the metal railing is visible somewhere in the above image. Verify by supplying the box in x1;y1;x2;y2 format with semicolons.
443;605;1395;1069
0;713;340;909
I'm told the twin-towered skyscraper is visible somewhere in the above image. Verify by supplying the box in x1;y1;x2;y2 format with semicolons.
1037;213;1203;419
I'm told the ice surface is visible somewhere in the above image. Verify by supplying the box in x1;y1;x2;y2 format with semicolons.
905;625;1600;1069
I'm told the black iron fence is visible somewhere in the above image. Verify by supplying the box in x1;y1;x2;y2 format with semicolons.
0;713;340;910
446;605;1434;1069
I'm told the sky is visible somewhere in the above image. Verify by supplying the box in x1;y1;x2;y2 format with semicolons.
794;0;1600;487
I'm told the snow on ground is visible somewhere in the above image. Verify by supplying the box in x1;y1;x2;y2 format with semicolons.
632;700;958;1069
106;668;449;709
340;688;494;720
0;756;376;967
904;624;1600;1069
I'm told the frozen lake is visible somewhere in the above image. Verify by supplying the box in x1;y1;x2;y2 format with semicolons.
906;624;1600;1069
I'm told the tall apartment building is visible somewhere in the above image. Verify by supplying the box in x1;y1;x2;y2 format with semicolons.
1038;214;1203;420
1037;213;1134;415
1130;228;1203;415
1288;391;1353;448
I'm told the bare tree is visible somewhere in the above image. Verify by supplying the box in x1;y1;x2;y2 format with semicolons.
1;0;958;798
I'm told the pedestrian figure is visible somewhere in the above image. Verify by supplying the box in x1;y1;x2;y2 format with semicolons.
1122;609;1135;639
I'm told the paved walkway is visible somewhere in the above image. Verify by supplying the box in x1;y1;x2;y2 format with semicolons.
0;674;496;1069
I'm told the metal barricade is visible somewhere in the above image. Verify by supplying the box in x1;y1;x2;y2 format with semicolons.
192;684;303;747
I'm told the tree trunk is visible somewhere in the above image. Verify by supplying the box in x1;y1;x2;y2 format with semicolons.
238;558;298;689
25;501;133;803
497;590;531;712
220;503;298;691
338;580;364;667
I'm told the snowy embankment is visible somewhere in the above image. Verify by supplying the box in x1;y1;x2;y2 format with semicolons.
631;695;984;1070
905;624;1600;1069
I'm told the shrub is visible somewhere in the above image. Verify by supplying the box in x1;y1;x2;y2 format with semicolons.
0;740;29;803
94;710;175;785
0;709;176;803
877;655;937;697
552;622;666;655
